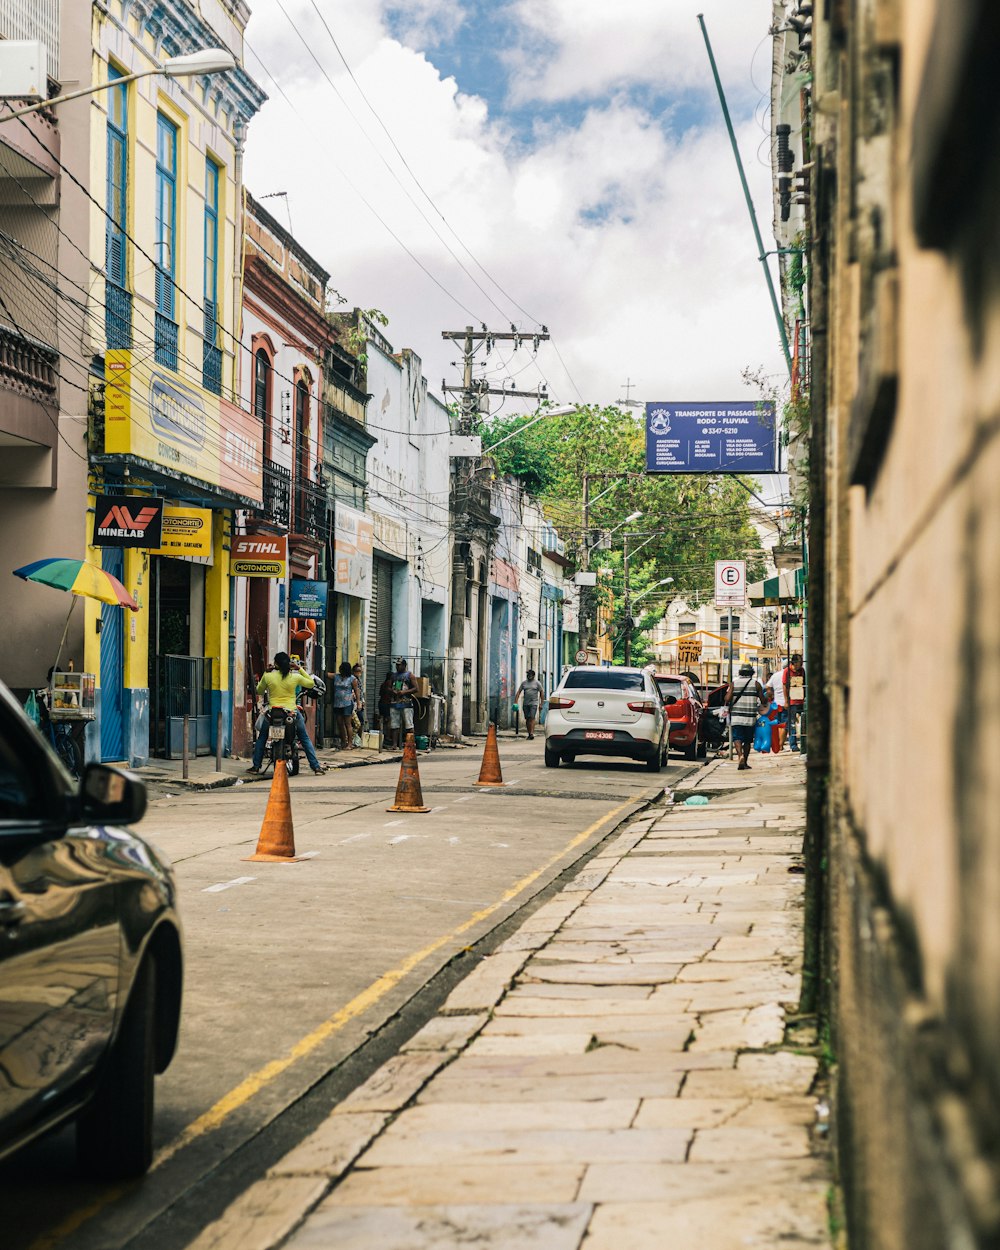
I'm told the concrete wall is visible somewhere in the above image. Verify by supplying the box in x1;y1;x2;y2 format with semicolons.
806;1;1000;1245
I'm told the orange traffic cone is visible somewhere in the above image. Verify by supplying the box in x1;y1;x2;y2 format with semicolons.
475;721;505;787
244;763;304;862
387;733;430;813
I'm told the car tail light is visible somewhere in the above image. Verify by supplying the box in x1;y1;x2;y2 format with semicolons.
548;696;575;709
627;700;657;714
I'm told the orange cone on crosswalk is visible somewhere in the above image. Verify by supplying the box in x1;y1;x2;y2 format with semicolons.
244;763;304;862
474;721;505;787
387;733;430;813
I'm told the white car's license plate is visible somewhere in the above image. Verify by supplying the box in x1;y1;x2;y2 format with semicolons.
584;730;614;740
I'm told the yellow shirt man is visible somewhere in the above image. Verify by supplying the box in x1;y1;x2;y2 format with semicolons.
256;666;315;710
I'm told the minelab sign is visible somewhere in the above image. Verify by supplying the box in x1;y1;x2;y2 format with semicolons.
646;402;776;473
93;494;164;547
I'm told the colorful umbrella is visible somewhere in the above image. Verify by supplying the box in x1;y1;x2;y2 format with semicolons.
14;557;139;610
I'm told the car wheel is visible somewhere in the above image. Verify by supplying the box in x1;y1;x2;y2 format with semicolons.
77;956;156;1180
544;745;560;768
683;738;698;760
645;748;662;773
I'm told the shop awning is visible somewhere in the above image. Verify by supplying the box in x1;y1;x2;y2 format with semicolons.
747;566;805;605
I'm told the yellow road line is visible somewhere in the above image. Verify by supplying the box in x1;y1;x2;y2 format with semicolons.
30;788;651;1250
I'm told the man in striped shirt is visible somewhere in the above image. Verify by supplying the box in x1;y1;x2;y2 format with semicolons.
726;662;766;771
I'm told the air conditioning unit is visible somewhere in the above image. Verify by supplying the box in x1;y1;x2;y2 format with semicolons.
0;41;47;100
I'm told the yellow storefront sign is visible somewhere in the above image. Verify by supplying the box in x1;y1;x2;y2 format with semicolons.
104;351;263;502
150;507;213;559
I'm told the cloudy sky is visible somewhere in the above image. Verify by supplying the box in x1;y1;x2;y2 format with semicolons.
241;0;785;416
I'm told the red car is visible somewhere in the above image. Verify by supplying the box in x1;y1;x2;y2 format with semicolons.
654;674;706;759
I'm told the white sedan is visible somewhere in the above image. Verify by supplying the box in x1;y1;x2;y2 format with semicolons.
543;666;669;772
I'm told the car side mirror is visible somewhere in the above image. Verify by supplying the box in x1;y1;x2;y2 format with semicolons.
663;695;677;706
80;764;147;825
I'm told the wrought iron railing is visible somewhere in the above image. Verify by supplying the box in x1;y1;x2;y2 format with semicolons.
105;283;132;351
294;478;330;540
0;324;57;402
154;311;178;370
260;458;291;529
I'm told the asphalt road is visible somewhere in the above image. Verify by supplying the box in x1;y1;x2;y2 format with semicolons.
3;738;699;1250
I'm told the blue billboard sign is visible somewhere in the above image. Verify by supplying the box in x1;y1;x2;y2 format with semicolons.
645;401;777;473
289;579;328;620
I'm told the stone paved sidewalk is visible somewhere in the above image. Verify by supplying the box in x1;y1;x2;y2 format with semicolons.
191;751;832;1250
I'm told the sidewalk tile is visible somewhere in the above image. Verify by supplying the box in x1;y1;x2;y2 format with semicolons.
441;952;531;1012
580;1190;828;1248
465;1033;594;1056
270;1112;389;1177
336;1053;448;1113
186;1176;328;1250
325;1164;585;1206
578;1156;826;1203
688;1124;813;1162
523;962;682;986
398;1099;639;1133
418;1072;685;1102
357;1126;691;1168
401;1013;488;1053
286;1203;592;1250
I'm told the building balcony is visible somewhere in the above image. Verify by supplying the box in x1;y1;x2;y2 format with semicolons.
0;324;59;487
250;458;291;530
293;476;330;541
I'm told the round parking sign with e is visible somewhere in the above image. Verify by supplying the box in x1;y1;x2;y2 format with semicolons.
721;566;740;585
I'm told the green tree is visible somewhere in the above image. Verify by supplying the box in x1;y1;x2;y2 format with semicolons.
481;404;767;606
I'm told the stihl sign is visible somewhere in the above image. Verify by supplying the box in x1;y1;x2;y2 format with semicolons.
93;495;164;547
231;534;287;578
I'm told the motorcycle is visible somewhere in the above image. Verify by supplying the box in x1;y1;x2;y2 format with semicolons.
264;705;300;776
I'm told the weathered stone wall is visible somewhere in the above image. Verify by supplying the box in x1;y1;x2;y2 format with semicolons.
810;0;1000;1244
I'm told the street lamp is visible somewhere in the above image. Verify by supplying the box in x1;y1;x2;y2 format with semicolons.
481;403;578;453
624;574;673;666
0;47;237;122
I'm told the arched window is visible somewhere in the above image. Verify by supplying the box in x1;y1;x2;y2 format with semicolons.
253;346;273;459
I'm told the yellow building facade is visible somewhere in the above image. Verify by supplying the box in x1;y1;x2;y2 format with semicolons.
85;0;264;763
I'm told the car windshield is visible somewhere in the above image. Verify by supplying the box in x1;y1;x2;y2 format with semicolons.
656;678;685;699
563;670;646;692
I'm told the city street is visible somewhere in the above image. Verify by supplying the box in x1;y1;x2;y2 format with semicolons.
3;740;695;1250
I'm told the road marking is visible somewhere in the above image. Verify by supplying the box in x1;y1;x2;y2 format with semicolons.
448;836;461;845
428;805;447;814
384;819;406;827
506;779;521;786
31;785;655;1250
388;834;412;844
454;796;472;802
202;876;256;894
337;832;371;845
491;842;510;848
299;851;321;859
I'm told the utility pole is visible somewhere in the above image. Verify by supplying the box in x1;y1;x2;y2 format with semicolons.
623;532;633;667
441;325;551;736
442;326;552;431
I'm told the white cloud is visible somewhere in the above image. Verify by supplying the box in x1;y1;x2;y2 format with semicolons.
242;0;785;411
504;0;771;108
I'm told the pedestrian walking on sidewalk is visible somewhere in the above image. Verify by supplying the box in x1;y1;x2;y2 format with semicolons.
514;670;544;739
727;662;766;770
332;662;356;751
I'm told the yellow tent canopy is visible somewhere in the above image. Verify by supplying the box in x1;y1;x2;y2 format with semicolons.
653;629;770;651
